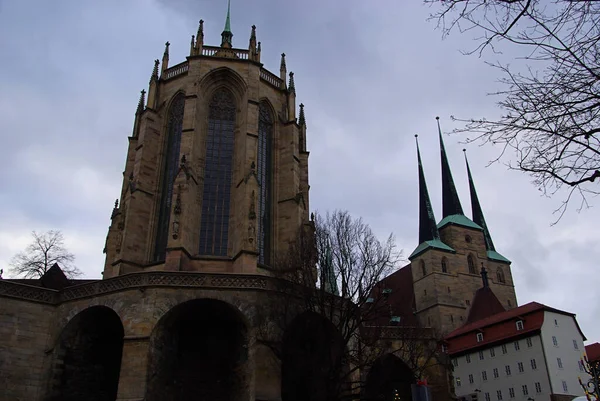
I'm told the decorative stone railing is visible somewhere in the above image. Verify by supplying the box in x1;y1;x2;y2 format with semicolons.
201;46;249;60
0;272;273;305
260;68;283;88
163;61;189;80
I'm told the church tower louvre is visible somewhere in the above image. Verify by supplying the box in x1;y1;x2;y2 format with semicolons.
409;119;517;335
102;5;310;278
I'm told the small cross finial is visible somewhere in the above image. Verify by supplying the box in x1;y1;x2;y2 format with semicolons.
436;116;440;120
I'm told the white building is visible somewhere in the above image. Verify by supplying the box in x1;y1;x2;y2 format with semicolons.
445;271;589;401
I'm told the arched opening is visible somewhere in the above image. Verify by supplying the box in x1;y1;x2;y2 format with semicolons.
467;254;476;274
47;306;124;401
496;267;506;283
441;257;448;273
282;311;345;401
365;354;416;401
146;299;249;401
154;93;185;261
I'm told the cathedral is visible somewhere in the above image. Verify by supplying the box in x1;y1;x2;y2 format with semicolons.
0;4;518;401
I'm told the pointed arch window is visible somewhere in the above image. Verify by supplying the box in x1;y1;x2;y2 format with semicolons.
441;257;448;273
257;102;273;265
154;93;185;261
467;254;476;274
420;260;426;277
497;267;506;284
199;89;236;256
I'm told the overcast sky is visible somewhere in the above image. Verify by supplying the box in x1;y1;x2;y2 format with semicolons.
1;0;598;343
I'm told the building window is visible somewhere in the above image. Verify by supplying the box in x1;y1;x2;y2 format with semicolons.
421;260;426;276
465;234;472;243
493;368;499;378
424;289;427;296
441;344;448;353
482;371;488;381
514;341;520;351
535;382;542;394
468;374;474;384
501;344;507;354
557;357;563;369
522;385;528;396
442;257;448;273
552;336;559;347
562;380;568;392
505;365;511;376
573;339;579;350
257;102;273;265
468;254;477;274
496;390;503;400
555;318;559;326
496;268;505;283
517;362;524;373
451;315;454;323
531;359;537;370
199;88;236;256
526;337;533;347
466;354;471;363
516;320;524;331
479;351;484;360
456;377;461;387
485;393;490;401
477;333;484;342
508;388;515;398
490;348;496;357
154;93;185;262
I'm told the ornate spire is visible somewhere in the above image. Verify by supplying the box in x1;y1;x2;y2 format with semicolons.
136;89;146;114
437;117;464;217
197;19;204;44
288;71;295;93
416;135;441;244
161;41;170;73
150;59;159;83
299;103;306;126
221;0;233;48
280;53;287;71
464;150;495;252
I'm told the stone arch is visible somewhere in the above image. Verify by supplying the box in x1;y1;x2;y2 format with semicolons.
364;353;416;401
467;253;477;274
281;311;345;401
145;298;250;401
46;305;124;401
198;66;248;105
496;267;506;283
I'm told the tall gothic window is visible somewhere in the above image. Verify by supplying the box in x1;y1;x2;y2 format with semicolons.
497;268;506;284
257;102;273;265
199;89;236;256
154;93;185;261
441;257;448;273
467;254;476;274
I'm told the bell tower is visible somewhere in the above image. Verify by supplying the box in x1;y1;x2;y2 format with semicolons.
102;7;310;278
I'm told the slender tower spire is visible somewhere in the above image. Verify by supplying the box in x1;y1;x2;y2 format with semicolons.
416;135;441;244
280;53;287;89
437;117;464;217
221;0;233;48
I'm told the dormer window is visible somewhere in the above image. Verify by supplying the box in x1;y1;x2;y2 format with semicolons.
516;320;524;331
477;332;484;342
390;316;401;325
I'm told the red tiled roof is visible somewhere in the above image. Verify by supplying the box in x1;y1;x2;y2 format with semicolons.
586;343;600;363
466;286;506;324
367;264;418;327
445;301;586;356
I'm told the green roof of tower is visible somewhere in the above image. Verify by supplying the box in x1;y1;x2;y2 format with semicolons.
437;214;482;230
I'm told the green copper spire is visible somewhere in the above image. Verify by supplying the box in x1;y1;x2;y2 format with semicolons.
321;237;339;296
221;0;233;48
410;135;455;259
464;150;510;263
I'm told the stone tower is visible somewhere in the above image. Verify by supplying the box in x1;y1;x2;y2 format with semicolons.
102;8;310;278
409;120;517;335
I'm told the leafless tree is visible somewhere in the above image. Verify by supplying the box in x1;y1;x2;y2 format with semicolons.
425;0;600;222
9;230;80;278
257;210;445;401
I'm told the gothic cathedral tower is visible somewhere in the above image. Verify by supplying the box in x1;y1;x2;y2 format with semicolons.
409;120;518;335
102;5;310;278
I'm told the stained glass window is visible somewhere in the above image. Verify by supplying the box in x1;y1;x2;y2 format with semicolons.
154;93;185;261
257;102;273;265
199;89;235;256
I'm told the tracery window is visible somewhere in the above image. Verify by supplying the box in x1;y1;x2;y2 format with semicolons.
497;267;506;283
467;254;476;274
199;89;236;256
154;93;185;261
441;257;448;273
257;102;273;265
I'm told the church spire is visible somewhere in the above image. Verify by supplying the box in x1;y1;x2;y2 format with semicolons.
437;117;464;217
410;135;455;260
464;150;510;263
221;0;233;48
416;135;441;245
